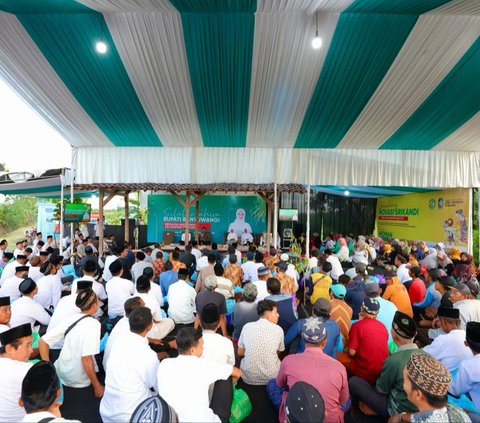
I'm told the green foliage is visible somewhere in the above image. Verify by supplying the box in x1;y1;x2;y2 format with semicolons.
130;192;147;224
0;196;37;233
104;209;123;225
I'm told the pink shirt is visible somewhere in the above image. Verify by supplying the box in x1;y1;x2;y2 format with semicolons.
276;347;349;422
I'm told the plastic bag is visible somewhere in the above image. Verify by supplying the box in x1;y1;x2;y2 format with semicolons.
230;383;252;423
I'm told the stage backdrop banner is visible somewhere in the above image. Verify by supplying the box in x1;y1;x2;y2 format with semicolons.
147;194;266;244
376;188;470;250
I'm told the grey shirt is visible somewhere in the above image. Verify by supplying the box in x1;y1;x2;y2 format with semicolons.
232;301;259;340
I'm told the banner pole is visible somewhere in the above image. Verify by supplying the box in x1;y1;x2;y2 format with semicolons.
306;185;310;259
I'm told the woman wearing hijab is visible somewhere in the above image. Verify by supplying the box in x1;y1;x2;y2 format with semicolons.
436;250;454;275
334;238;349;262
420;248;439;270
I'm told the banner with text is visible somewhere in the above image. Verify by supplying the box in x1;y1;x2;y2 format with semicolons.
147;194;266;244
376;188;470;250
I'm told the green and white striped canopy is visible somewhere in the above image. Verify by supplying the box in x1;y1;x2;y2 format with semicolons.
0;0;479;186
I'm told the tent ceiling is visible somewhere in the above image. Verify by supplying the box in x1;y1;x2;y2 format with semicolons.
0;1;479;186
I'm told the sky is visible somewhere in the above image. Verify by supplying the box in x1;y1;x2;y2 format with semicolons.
0;77;72;173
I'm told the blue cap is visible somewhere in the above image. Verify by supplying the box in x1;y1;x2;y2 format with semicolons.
301;317;326;344
330;284;346;299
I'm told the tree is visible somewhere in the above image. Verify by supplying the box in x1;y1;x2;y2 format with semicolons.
0;163;8;172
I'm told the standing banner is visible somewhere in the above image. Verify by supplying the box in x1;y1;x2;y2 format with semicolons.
376;188;470;250
148;194;266;244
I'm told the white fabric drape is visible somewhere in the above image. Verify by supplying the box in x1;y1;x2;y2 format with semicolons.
429;0;480;16
257;0;354;13
0;13;112;148
337;14;480;149
74;147;480;187
435;112;480;151
246;11;341;147
103;12;203;147
77;0;176;12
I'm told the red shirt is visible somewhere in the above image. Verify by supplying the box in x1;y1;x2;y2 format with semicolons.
348;318;388;384
276;348;349;422
408;278;426;304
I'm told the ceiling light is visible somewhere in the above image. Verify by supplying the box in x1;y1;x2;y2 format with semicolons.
311;12;322;50
96;40;107;54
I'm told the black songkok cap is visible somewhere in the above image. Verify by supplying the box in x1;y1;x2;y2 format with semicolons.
75;288;96;310
3;252;14;259
0;323;32;346
19;278;36;295
437;306;460;319
285;381;325;423
466;322;480;344
0;296;10;306
39;251;49;257
392;311;417;339
178;268;189;277
15;266;30;273
76;280;93;290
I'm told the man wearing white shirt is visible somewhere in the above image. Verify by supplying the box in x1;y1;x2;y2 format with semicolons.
241;252;258;283
0;265;29;301
134;276;174;340
241;229;253;245
32;233;42;251
0;296;11;335
102;296;144;372
191;241;202;261
0;324;34;423
200;304;235;366
252;266;271;302
0;254;28;285
227;229;238;245
41;236;55;252
157;327;241;423
451;283;480;329
0;239;7;260
423;307;473;374
395;254;411;284
102;252;118;282
181;231;192;245
106;260;134;319
13;241;25;259
71;260;107;318
140;267;164;307
323;249;344;282
10;279;50;330
167;273;197;325
35;257;64;310
100;307;159;423
131;251;153;283
39;289;103;422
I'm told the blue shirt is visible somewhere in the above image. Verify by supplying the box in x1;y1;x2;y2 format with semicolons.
160;270;178;296
265;293;298;333
345;281;366;319
375;296;397;342
284;318;340;359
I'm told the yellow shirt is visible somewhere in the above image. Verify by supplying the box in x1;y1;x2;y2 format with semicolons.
310;273;332;304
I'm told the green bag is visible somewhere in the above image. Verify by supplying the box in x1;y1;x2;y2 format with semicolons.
230;382;252;423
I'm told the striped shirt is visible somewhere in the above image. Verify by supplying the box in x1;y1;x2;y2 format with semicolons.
330;298;353;345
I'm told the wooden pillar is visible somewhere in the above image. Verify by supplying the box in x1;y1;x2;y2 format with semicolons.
124;191;130;243
195;198;200;243
98;188;104;257
184;191;191;245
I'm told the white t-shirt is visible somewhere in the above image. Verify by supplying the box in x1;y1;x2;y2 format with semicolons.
241;261;259;283
238;318;284;385
100;331;159;423
132;261;153;283
252;280;269;302
326;255;344;281
42;314;101;388
46;294;80;349
0;260;22;284
197;256;209;271
10;296;51;329
102;255;118;282
28;266;43;282
167;281;196;324
157;355;232;422
397;263;411;284
71;276;107;318
106;277;134;317
135;282;164;308
102;317;130;372
0;357;33;422
202;331;235;366
35;274;62;309
22;411;79;422
423;329;473;373
192;248;202;261
0;275;24;301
